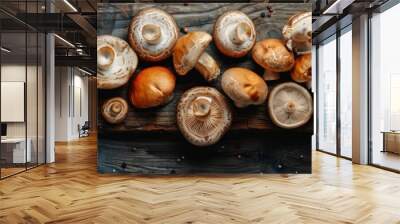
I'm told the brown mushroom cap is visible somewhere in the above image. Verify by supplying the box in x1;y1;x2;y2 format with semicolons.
268;82;312;129
221;67;268;108
130;66;176;109
282;12;312;54
97;35;138;89
252;39;295;80
213;11;256;58
291;53;311;83
101;97;129;124
129;8;179;62
177;87;232;146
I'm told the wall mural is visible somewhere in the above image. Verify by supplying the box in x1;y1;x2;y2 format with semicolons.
97;3;313;174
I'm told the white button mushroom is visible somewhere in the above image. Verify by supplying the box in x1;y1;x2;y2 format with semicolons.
173;31;220;82
213;11;256;58
101;97;129;124
221;67;268;108
129;8;179;62
252;39;295;81
177;87;232;147
282;12;312;54
97;35;138;90
268;82;313;129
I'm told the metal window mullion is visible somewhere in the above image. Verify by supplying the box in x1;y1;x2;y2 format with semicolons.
336;27;341;157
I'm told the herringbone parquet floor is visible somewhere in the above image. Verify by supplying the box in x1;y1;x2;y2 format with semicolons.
1;135;400;224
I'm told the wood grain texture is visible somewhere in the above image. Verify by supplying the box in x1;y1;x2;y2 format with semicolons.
97;3;313;174
1;136;400;223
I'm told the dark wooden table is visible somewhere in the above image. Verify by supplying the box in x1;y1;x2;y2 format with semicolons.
97;2;312;174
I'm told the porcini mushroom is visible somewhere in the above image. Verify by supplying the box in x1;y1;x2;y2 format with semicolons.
268;82;312;129
291;53;311;83
252;39;295;81
128;8;179;62
177;87;232;146
282;12;312;54
97;35;138;89
101;97;129;124
130;66;176;109
213;11;256;58
221;67;268;108
173;32;220;82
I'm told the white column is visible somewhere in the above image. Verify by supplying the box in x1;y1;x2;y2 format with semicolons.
352;14;369;164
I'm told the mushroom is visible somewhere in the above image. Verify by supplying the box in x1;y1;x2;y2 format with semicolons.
268;82;312;129
221;67;268;108
252;39;295;81
177;87;232;146
101;97;129;124
128;8;179;62
173;32;220;82
291;53;311;83
213;11;256;58
282;12;312;54
97;35;138;89
129;66;176;109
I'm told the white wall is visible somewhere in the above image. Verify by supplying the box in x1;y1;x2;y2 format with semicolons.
54;67;89;141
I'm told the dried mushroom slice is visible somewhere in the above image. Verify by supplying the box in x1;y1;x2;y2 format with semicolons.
128;8;179;62
177;87;232;146
268;82;312;129
101;97;129;124
97;35;138;89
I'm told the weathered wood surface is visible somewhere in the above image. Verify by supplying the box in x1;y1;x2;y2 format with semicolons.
97;3;312;174
97;3;313;134
98;132;311;174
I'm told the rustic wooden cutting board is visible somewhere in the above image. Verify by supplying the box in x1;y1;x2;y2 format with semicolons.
97;3;313;174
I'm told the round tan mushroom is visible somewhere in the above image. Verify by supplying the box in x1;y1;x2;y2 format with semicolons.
252;39;295;81
213;11;256;58
268;82;312;129
177;87;232;146
101;97;129;124
291;53;311;83
128;8;179;62
282;12;312;54
221;67;268;108
173;32;220;82
97;35;138;89
129;66;176;109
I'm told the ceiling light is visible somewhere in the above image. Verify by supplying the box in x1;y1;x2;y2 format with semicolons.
63;0;78;12
54;34;75;48
1;47;11;53
78;67;93;76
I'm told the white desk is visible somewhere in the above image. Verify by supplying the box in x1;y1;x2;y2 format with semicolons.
1;138;31;163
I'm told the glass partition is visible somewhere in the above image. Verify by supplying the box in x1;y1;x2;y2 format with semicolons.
0;0;46;179
339;27;352;158
370;3;400;171
317;36;337;154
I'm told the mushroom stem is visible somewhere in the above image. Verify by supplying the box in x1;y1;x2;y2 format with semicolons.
285;101;296;113
230;22;252;45
97;44;116;70
194;52;220;82
263;69;280;81
111;103;122;115
142;24;162;45
192;96;212;117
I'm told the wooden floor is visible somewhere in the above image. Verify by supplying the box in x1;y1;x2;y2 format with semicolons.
1;136;400;224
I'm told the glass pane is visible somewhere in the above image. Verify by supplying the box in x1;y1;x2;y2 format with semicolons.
371;4;400;171
340;28;352;158
1;27;27;177
318;37;337;154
